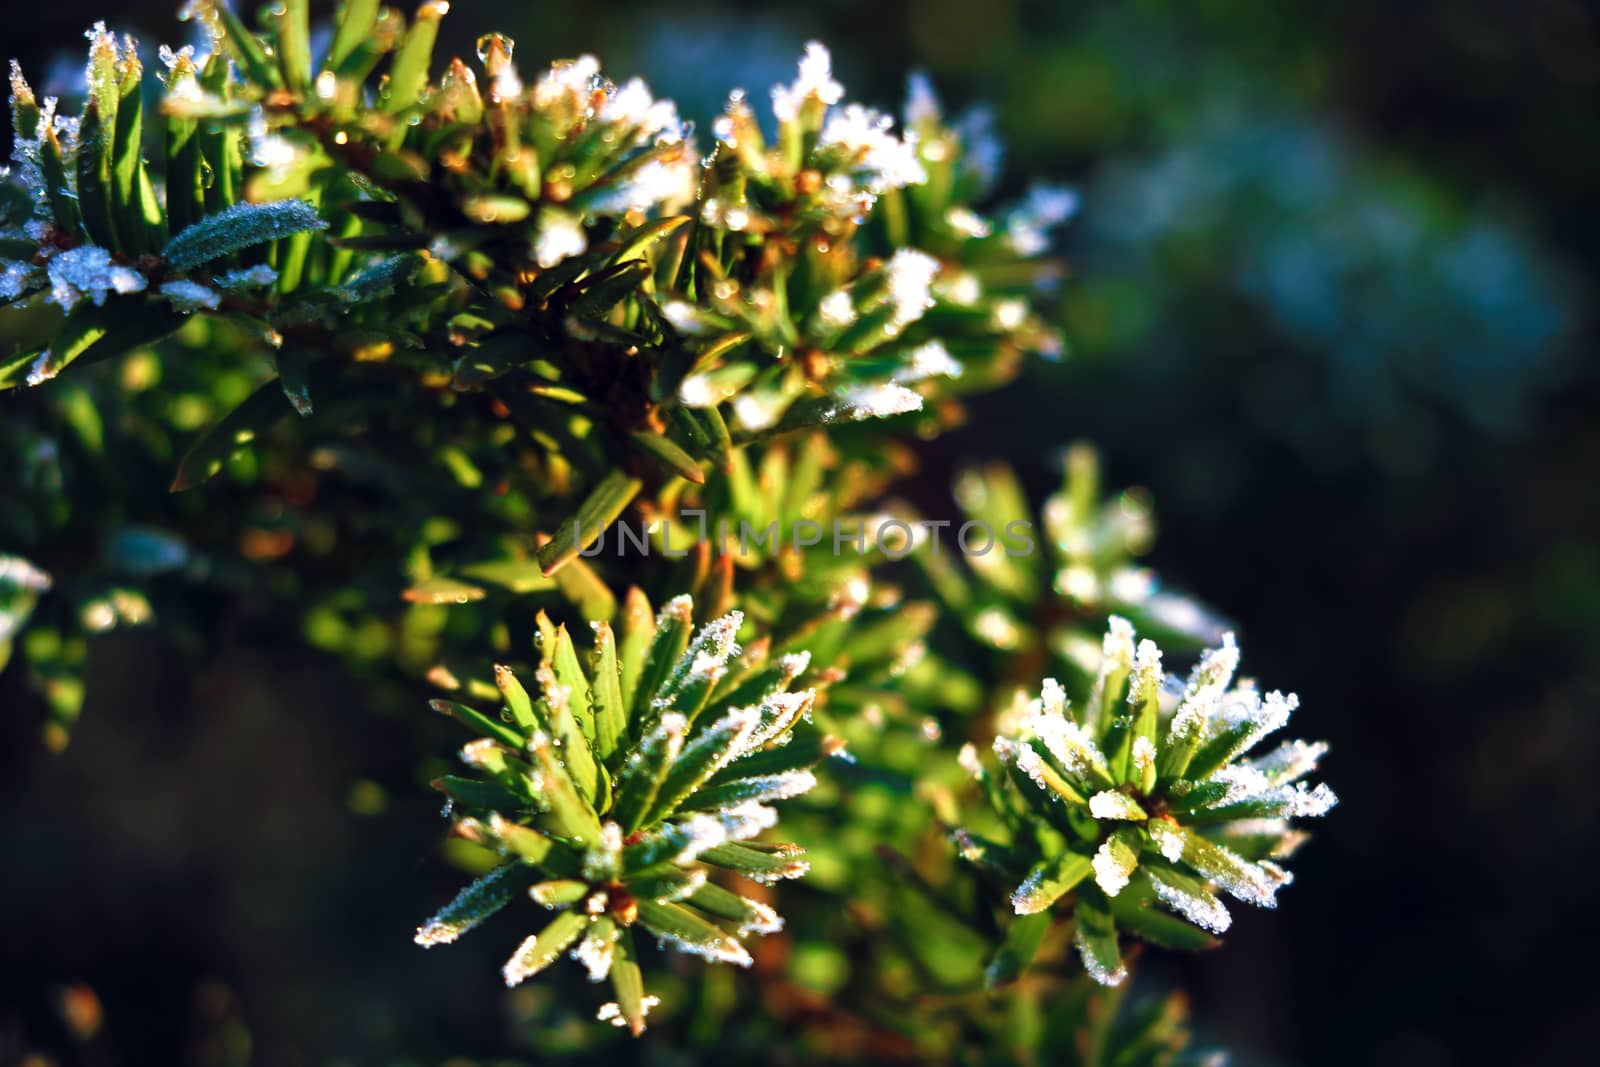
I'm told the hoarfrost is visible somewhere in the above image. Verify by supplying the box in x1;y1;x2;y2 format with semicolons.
1;260;37;300
1131;736;1158;778
1088;790;1145;821
1149;820;1186;863
216;265;279;289
817;288;857;329
822;383;924;422
1004;184;1080;256
892;339;962;383
701;770;816;809
734;897;783;936
1247;739;1330;786
651;926;752;967
883;248;940;331
597;994;660;1029
1093;837;1137;896
771;42;843;122
818;104;926;191
533;55;601;116
1151;874;1231;933
534;211;587;268
572;931;615;981
1075;925;1127;986
47;246;146;311
1129;639;1164;705
159;279;220;312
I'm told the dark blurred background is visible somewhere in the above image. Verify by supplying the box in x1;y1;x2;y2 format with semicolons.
4;1;1598;1064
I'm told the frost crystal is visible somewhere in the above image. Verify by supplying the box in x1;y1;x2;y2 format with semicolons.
823;383;924;423
1247;739;1330;786
883;248;940;331
0;555;52;592
771;42;843;122
954;106;1004;192
25;351;60;387
1028;710;1108;782
671;813;729;865
716;799;779;842
533;55;601;117
1075;924;1127;987
1129;639;1164;706
1010;865;1055;914
1088;791;1144;821
677;373;721;407
1150;820;1185;863
735;898;784;937
1101;616;1137;673
599;77;683;143
1;260;37;301
704;770;818;810
597;994;661;1029
1284;781;1339;818
816;289;857;329
893;340;963;384
1093;837;1137;896
247;109;299;172
818;104;926;192
581;820;625;882
732;391;785;432
47;246;147;311
159;279;220;312
653;925;753;967
945;207;992;239
587;157;696;213
535;211;587;269
572;930;615;981
744;689;815;751
1151;874;1231;934
1131;736;1157;778
1004;184;1080;256
661;299;711;336
1168;633;1240;742
215;265;279;290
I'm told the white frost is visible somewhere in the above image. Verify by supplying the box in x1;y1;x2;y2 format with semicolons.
1005;184;1080;256
892;339;963;384
817;288;857;329
818;104;926;191
771;42;843;123
597;994;660;1029
823;383;924;423
1088;790;1145;821
883;248;940;332
46;246;146;311
572;930;615;981
534;211;587;268
1092;837;1137;896
159;279;220;312
1150;874;1231;933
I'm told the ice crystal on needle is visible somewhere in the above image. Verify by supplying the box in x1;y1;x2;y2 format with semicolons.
46;246;147;311
771;41;844;122
963;618;1333;985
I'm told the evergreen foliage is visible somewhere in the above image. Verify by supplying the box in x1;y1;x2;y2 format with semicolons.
2;3;1333;1060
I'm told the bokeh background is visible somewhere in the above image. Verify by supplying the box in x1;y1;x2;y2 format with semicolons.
4;1;1598;1064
